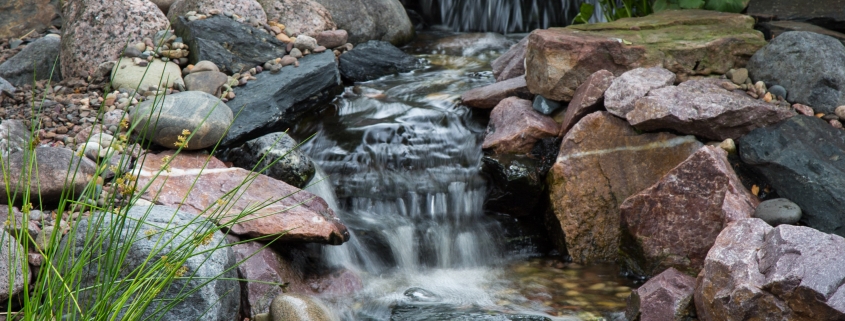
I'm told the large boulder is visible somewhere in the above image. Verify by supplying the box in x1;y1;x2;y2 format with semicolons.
59;205;239;321
738;115;845;237
61;0;169;79
167;0;267;24
747;31;845;114
131;91;233;150
628;79;796;140
481;97;559;155
173;14;287;74
491;36;528;82
0;147;97;204
747;0;845;33
258;0;336;38
313;0;414;45
111;57;184;91
559;70;613;137
695;218;845;321
460;76;533;109
338;40;419;82
619;146;758;277
0;119;30;160
548;112;702;264
604;67;675;118
135;151;350;244
221;132;315;188
0;0;58;39
224;51;340;146
625;267;696;321
525;9;765;102
0;36;62;87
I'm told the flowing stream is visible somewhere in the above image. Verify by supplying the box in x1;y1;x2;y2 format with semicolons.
293;31;634;321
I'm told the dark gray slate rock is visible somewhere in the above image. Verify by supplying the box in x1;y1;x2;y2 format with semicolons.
739;115;845;237
224;51;340;146
313;0;414;45
338;40;419;82
58;205;239;321
173;14;287;74
0;36;62;86
132;91;233;150
754;198;802;226
221;132;315;188
747;31;845;114
491;35;527;82
532;95;562;115
748;0;845;34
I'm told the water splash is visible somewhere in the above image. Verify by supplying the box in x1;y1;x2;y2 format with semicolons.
415;0;603;33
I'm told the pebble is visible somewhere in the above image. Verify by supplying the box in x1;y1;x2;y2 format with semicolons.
768;85;787;99
280;56;297;66
754;198;802;226
835;106;845;120
754;81;767;97
832;119;844;129
192;60;220;73
294;35;318;51
793;103;814;116
718;138;736;154
123;46;142;58
314;46;326;53
289;48;302;58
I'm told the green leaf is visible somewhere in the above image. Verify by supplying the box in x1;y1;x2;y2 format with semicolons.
703;0;748;13
572;3;595;24
679;0;705;9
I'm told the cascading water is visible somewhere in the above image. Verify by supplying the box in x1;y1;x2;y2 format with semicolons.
411;0;603;33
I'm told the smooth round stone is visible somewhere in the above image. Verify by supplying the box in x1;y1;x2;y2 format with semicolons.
184;71;229;96
123;46;142;58
289;48;302;58
835;105;845;120
191;60;219;73
131;91;234;150
532;95;562;115
768;85;787;99
754;198;802;226
111;57;184;91
268;294;334;321
729;68;748;85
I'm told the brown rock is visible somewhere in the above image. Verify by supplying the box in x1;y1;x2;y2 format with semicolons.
794;103;815;116
184;70;229;96
315;29;348;48
620;146;758;277
491;35;527;82
258;0;335;37
0;0;58;39
482;97;559;154
625;267;696;321
460;76;533;109
548;111;702;263
525;10;766;102
0;147;97;204
628;79;796;140
135;151;350;244
168;0;267;24
604;67;675;118
560;70;614;136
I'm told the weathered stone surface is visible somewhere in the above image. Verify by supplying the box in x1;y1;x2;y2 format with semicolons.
0;77;13;95
184;70;228;96
173;14;287;74
0;36;62;87
482;97;559;155
754;198;802;226
61;0;170;79
757;20;845;46
748;0;845;33
738;115;845;237
338;40;419;82
628;79;796;140
559;70;613;136
59;205;239;321
0;229;26;302
259;0;336;37
135;151;349;244
747;31;845;114
0;119;30;160
695;218;845;321
224;51;340;146
460;76;532;109
315;29;348;48
314;0;414;45
525;10;765;102
492;35;527;82
131;91;233;150
168;0;267;24
0;147;96;204
605;67;675;118
221;132;315;188
619;146;758;277
151;0;177;13
625;267;696;321
111;57;184;91
0;0;58;39
548;111;702;264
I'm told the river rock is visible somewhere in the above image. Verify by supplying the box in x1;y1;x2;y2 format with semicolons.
619;146;758;277
315;29;348;49
267;294;335;321
605;67;675;118
111;57;184;91
492;35;527;82
548;111;702;264
747;31;845;114
313;0;414;45
131;91;233;150
0;0;58;39
184;70;228;96
625;267;696;321
224;51;340;146
695;218;845;321
482;97;559;154
135;151;349;244
481;154;546;217
0;147;96;204
259;0;336;37
0;119;30;160
460;75;532;109
61;0;169;79
738;115;845;237
747;0;845;33
191;60;219;73
525;9;765;102
167;0;267;24
0;36;62;86
338;40;419;82
559;69;613;136
173;14;287;74
58;205;239;321
627;79;796;140
221;132;315;188
754;198;802;226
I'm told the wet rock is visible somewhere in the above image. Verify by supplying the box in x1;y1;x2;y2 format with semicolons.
628;79;796;140
173;14;287;74
167;0;267;24
184;70;228;96
604;67;675;118
482;97;559;154
338;40;418;82
0;36;62;86
224;51;340;146
313;0;414;45
404;287;441;303
315;29;348;48
532;95;562;115
429;33;513;57
548;111;701;264
559;69;614;137
747;0;845;34
754;198;802;226
111;57;184;90
260;0;336;38
481;154;545;217
619;146;758;277
625;267;696;321
135;151;349;244
0;0;57;39
491;35;527;82
131;91;233;150
267;294;335;321
221;132;315;188
0;147;96;204
460;75;532;109
525;10;765;102
0;120;31;160
747;31;845;114
695;218;845;321
738;115;845;237
61;0;169;79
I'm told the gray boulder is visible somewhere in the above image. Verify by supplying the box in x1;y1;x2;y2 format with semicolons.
132;91;234;150
0;119;30;159
0;36;62;86
0;77;14;95
338;40;418;82
314;0;414;45
222;132;315;188
0;147;97;204
754;198;802;226
747;31;845;114
0;229;26;302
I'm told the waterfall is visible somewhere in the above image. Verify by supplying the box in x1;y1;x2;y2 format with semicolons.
413;0;603;33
